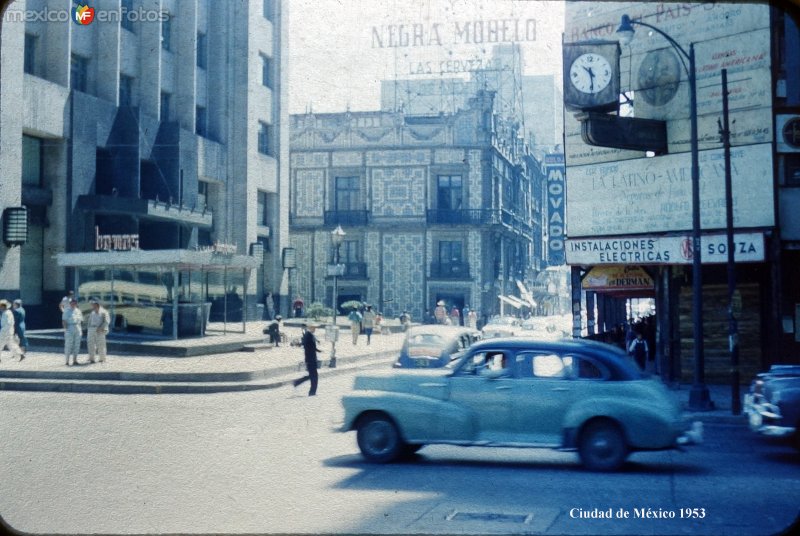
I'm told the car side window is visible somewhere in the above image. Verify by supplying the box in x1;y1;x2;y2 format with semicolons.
458;350;510;376
569;354;609;380
532;353;567;378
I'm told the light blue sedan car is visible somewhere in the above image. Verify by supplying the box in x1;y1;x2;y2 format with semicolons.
341;338;701;471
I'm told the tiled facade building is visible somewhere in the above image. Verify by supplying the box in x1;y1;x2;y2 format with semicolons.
289;90;545;321
0;0;289;326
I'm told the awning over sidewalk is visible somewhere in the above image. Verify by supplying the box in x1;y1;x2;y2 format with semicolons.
57;249;260;340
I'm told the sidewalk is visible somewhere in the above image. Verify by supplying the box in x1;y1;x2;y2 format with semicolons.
0;327;405;394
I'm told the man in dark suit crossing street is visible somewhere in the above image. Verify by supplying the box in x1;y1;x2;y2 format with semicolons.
293;323;321;396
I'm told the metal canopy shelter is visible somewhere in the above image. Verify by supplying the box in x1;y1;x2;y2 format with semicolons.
56;250;260;340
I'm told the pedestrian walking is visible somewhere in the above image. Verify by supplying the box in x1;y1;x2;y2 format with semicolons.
450;305;461;326
62;298;83;366
0;300;22;362
467;309;478;329
399;310;411;331
265;292;275;321
292;296;305;318
628;331;649;370
348;307;362;345
434;301;447;324
87;300;110;363
362;305;376;345
59;290;75;313
11;299;27;360
292;323;321;396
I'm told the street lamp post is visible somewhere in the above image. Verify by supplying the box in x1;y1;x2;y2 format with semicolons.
329;225;346;368
617;15;712;409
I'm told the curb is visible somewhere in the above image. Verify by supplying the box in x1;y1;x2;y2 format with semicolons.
0;356;394;395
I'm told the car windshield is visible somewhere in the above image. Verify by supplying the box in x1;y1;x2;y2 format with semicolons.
406;334;447;358
487;317;517;326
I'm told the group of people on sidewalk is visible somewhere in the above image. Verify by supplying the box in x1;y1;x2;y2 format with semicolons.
60;291;111;366
0;299;27;362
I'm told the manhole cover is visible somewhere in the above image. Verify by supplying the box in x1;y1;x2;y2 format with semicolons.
446;511;534;524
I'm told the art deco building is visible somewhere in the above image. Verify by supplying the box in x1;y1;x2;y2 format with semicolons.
0;0;289;328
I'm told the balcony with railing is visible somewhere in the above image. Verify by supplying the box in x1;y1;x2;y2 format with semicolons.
430;261;471;280
324;210;370;226
340;262;368;279
426;209;500;225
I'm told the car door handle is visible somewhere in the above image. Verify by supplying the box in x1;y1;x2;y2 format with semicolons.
420;383;446;388
495;386;512;391
551;387;570;392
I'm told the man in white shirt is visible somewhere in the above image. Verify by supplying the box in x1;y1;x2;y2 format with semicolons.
59;290;75;313
0;300;22;362
87;300;110;363
62;298;83;366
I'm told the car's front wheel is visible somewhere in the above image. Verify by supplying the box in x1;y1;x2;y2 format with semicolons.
578;420;628;471
356;414;403;463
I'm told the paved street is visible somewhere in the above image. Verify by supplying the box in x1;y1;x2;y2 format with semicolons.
1;371;798;535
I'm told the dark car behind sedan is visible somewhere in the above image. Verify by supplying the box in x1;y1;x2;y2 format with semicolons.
744;365;800;451
394;325;481;369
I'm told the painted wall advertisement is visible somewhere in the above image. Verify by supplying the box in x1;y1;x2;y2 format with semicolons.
545;153;566;265
566;232;765;266
564;2;773;167
566;143;774;237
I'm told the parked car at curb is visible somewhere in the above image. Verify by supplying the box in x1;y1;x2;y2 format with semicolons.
393;325;481;369
340;338;702;471
744;364;800;451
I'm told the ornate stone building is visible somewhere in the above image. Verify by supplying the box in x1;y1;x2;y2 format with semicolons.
289;90;544;321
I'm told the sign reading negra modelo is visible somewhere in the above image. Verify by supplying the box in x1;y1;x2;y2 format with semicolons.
371;19;536;49
566;232;765;265
545;154;566;266
95;226;139;251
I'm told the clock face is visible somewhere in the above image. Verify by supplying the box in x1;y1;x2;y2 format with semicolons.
569;53;613;94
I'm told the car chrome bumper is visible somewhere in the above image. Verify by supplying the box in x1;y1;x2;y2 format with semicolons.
676;421;703;447
744;394;796;437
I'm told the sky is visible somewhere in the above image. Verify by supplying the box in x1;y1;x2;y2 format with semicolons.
287;0;566;113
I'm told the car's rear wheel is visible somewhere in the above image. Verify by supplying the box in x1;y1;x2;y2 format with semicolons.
578;420;628;471
356;414;403;463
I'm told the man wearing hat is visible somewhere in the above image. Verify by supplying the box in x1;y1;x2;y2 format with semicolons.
62;298;84;366
292;322;322;396
87;299;111;363
0;299;22;362
11;299;27;360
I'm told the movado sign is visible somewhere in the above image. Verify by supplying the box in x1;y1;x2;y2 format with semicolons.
545;154;566;266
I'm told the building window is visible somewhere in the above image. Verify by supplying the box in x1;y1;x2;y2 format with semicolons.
438;240;463;265
196;106;208;137
160;92;171;122
197;32;207;69
24;34;37;75
335;177;359;211
119;74;134;107
263;0;273;20
260;53;273;88
22;136;42;187
161;18;171;50
257;191;269;226
197;180;209;209
342;240;360;263
70;54;89;93
437;175;463;210
121;0;134;32
258;121;272;155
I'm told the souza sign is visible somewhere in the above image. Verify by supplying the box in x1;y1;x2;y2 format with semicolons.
566;233;765;266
